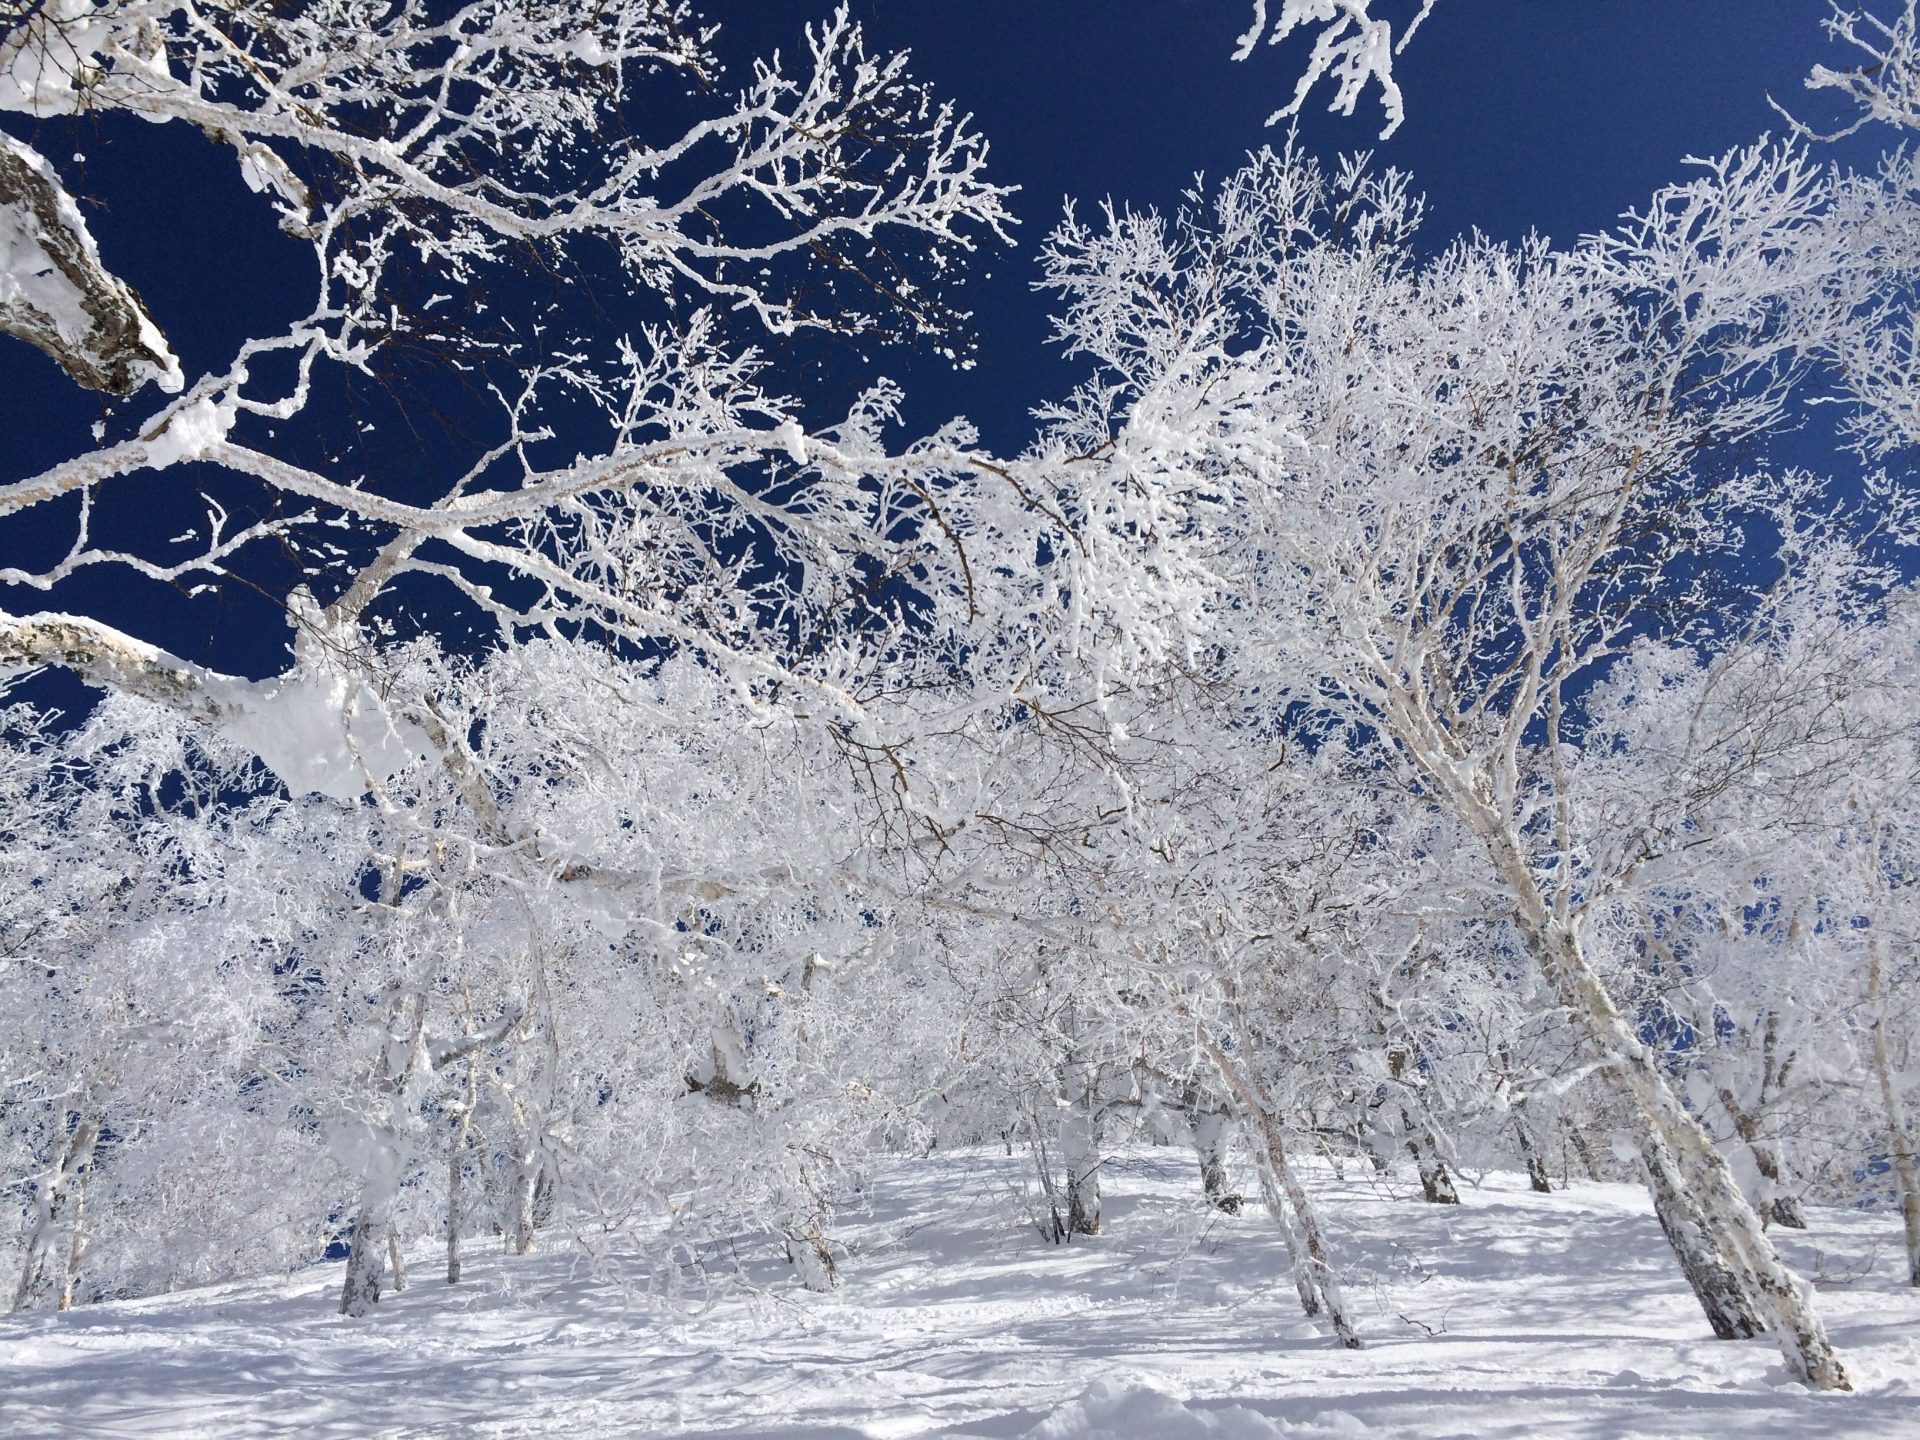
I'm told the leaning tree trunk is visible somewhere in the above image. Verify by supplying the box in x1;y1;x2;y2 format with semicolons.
785;1222;840;1292
1497;1048;1552;1194
1641;1136;1764;1339
1383;1050;1459;1205
1518;910;1850;1390
1374;988;1461;1205
1563;1117;1604;1183
1248;1126;1322;1319
1868;935;1920;1288
1513;1109;1553;1194
1199;1035;1361;1348
1712;1009;1807;1231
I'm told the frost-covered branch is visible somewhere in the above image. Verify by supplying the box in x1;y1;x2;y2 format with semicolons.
1235;0;1438;138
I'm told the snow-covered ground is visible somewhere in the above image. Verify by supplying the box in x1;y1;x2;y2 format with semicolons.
3;1152;1915;1438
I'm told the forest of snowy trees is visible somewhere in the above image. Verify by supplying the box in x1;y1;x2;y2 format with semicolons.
2;0;1919;1402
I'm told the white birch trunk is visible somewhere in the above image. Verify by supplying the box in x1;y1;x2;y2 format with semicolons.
446;1056;478;1286
787;1224;840;1292
1193;1110;1243;1214
1058;1050;1103;1238
1518;907;1850;1388
386;1227;408;1294
340;991;425;1317
1868;935;1920;1287
12;1107;102;1313
1403;1119;1461;1205
338;1202;390;1318
1514;1109;1554;1195
1641;1135;1764;1339
1198;1035;1361;1348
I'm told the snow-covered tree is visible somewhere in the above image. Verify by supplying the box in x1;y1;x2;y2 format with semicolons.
1031;135;1920;1387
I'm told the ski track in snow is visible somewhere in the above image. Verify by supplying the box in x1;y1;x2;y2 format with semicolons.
2;1153;1916;1438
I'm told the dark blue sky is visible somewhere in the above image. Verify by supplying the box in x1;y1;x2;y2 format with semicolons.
833;0;1880;452
0;2;1885;675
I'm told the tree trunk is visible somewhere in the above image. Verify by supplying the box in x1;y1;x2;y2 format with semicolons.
339;1203;390;1318
1514;1110;1554;1194
446;1145;466;1287
508;1150;538;1256
1564;1119;1603;1182
339;991;425;1318
13;1108;101;1313
1193;1110;1242;1214
787;1224;840;1292
1641;1136;1765;1339
1058;1054;1103;1237
1250;1135;1321;1317
57;1168;88;1312
1713;1022;1807;1232
1379;1001;1459;1205
1749;1139;1806;1231
446;1060;478;1285
1246;1100;1361;1348
1868;935;1920;1287
1198;1035;1361;1348
1405;1124;1461;1204
1521;913;1849;1389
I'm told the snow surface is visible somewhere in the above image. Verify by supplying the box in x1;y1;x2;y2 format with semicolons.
2;1152;1915;1438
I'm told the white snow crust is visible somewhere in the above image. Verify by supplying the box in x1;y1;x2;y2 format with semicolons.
1;1151;1915;1438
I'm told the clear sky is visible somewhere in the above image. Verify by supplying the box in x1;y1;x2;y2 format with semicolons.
0;2;1889;676
826;1;1885;453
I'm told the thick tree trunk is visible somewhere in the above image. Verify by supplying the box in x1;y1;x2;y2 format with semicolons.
1520;912;1849;1389
1514;1110;1553;1194
0;133;181;395
1868;936;1920;1287
1405;1124;1461;1205
1641;1136;1765;1339
1193;1110;1242;1214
